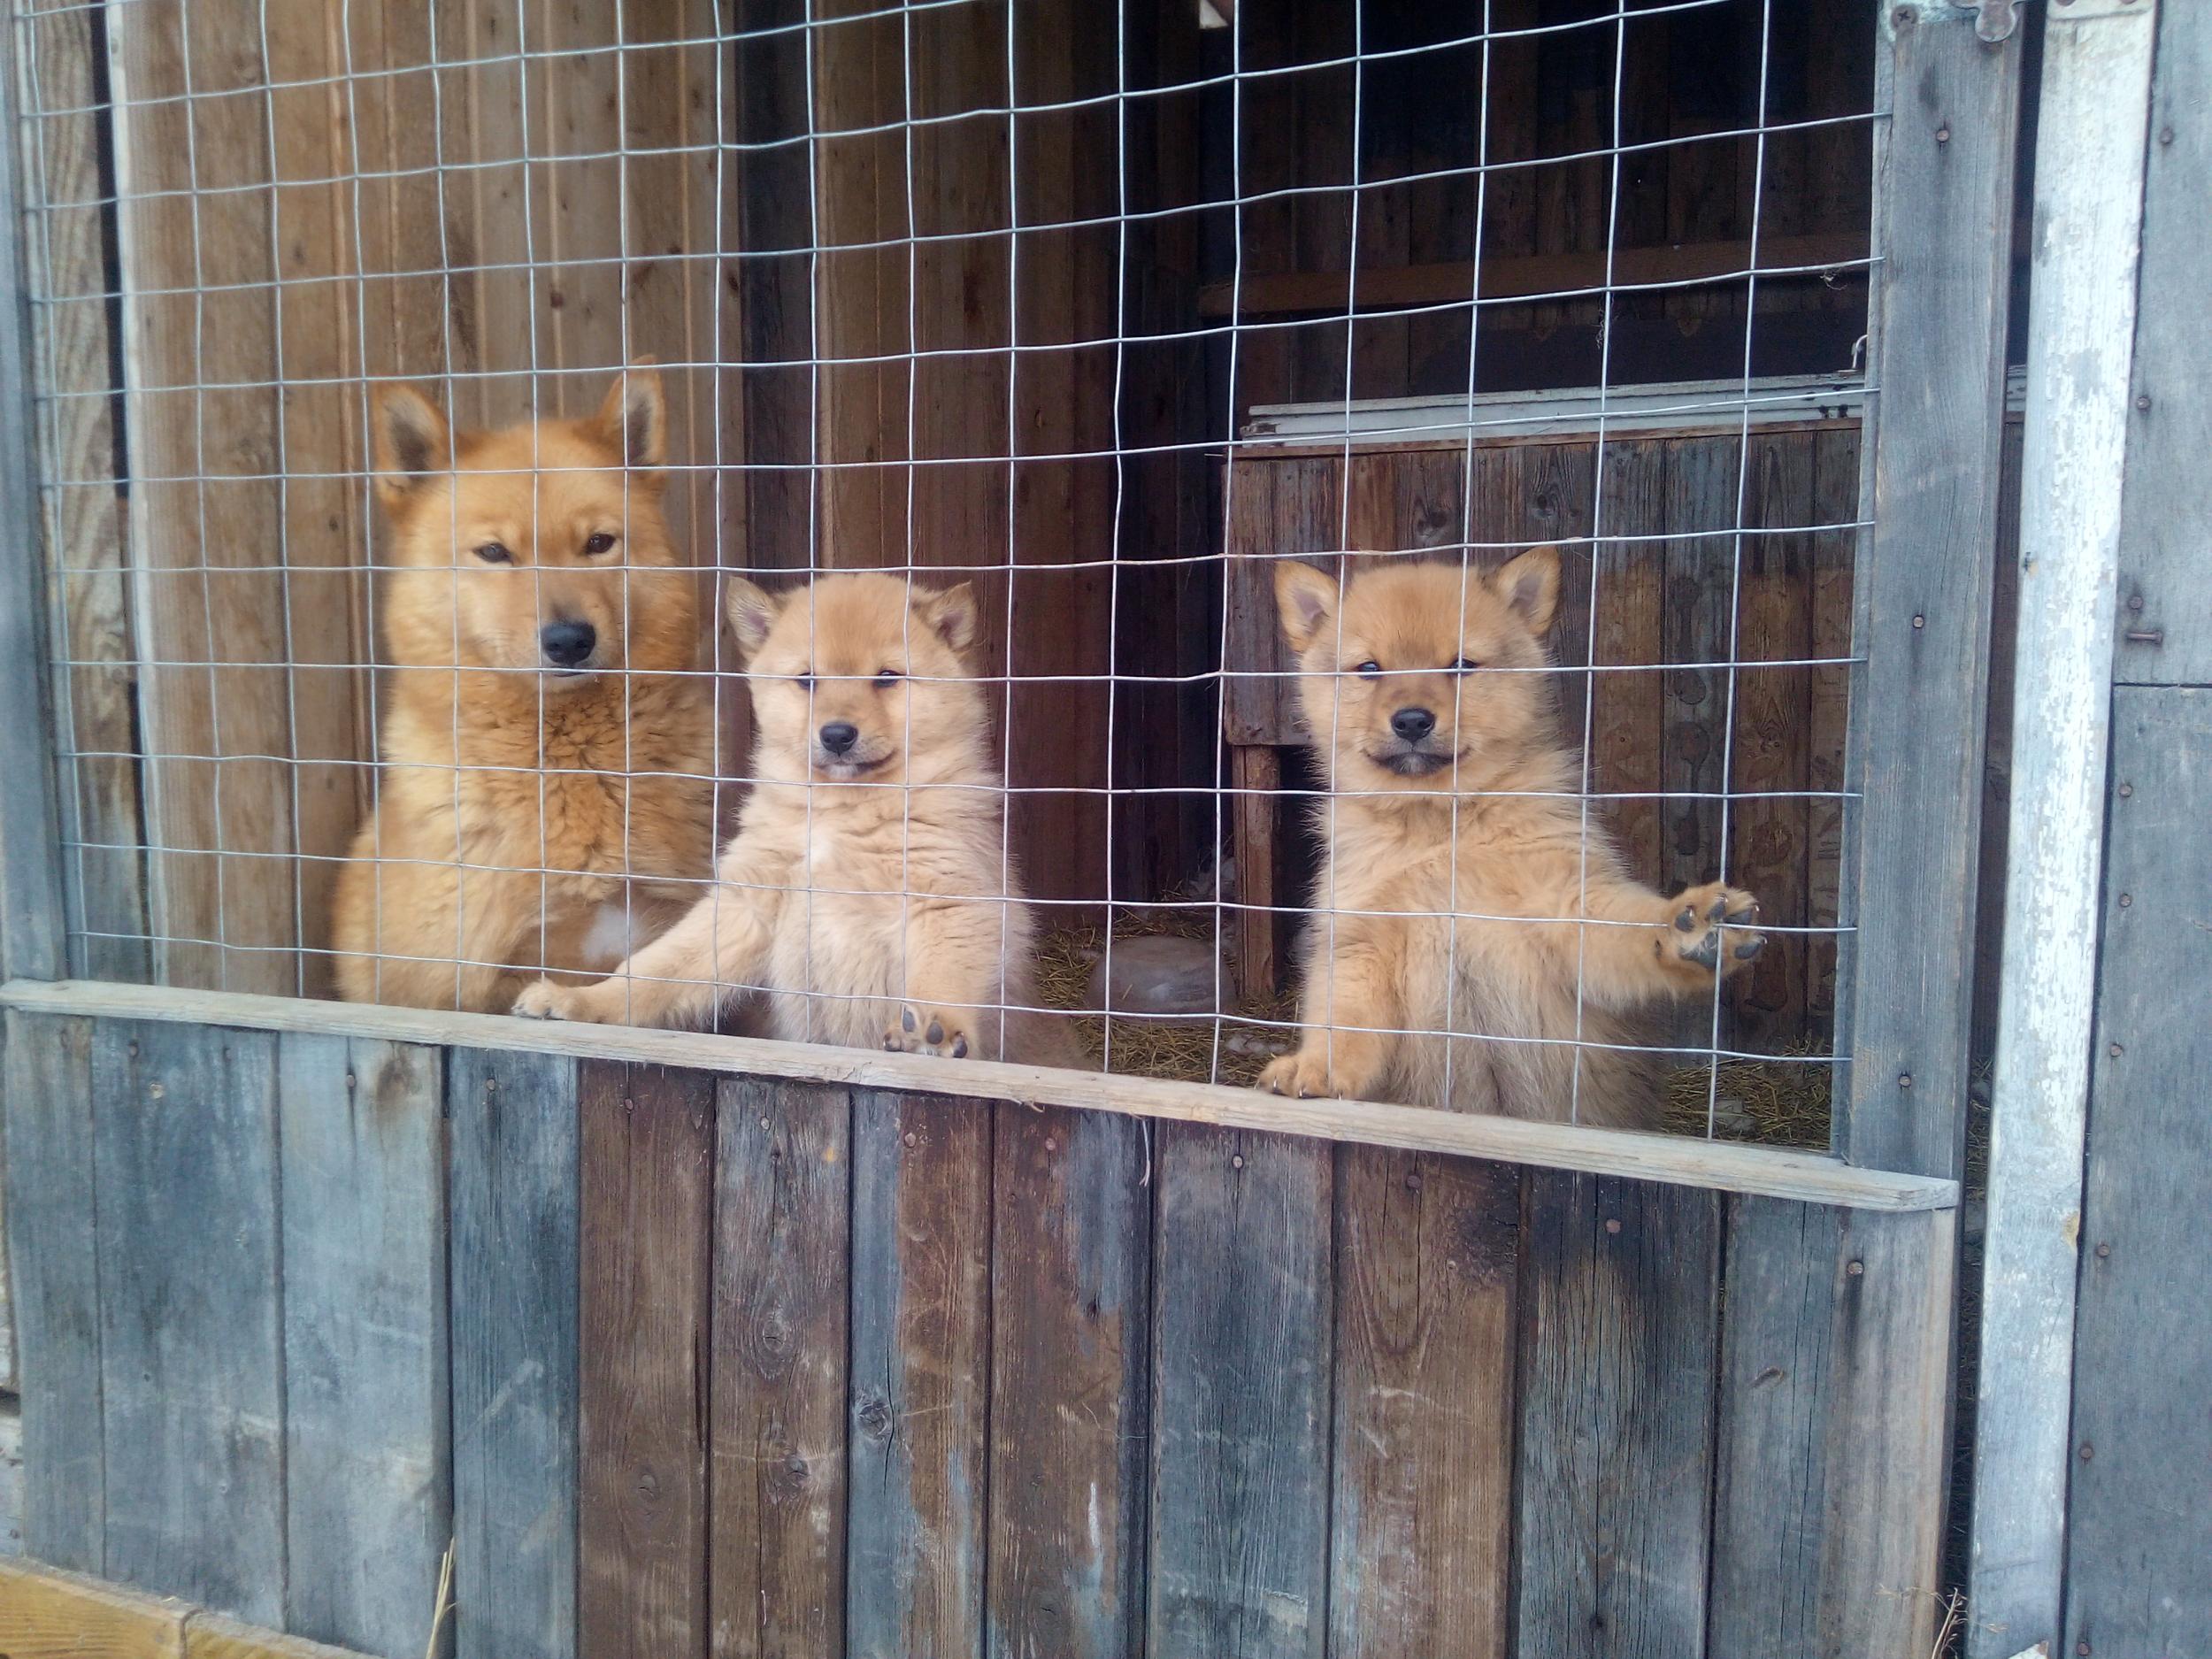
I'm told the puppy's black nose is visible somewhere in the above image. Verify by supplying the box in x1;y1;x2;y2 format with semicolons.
818;721;860;756
540;619;596;667
1392;706;1436;741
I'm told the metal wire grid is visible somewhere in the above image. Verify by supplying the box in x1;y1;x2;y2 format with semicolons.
13;0;1877;1131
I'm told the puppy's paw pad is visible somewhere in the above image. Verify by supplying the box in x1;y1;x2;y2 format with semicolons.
512;981;569;1020
884;1005;972;1060
1667;883;1765;977
1257;1051;1340;1100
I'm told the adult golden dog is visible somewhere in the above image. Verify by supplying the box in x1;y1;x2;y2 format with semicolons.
1260;549;1764;1126
330;365;715;1011
514;571;1076;1067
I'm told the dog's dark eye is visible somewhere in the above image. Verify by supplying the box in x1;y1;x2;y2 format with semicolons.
583;533;617;557
473;541;512;565
1355;660;1382;679
1451;657;1480;673
873;667;902;688
794;674;815;690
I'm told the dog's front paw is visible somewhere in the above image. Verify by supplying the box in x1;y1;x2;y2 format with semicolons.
884;1004;972;1061
512;979;573;1020
1664;883;1765;979
1258;1047;1359;1100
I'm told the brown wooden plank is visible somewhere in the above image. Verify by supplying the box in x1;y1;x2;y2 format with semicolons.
1232;744;1283;1002
1709;1198;1955;1659
1803;426;1859;1032
182;1610;380;1659
986;1104;1151;1659
1590;439;1669;881
1513;1171;1722;1659
580;1062;714;1659
0;1558;188;1659
1728;432;1816;1048
1329;1148;1517;1659
1659;434;1740;900
846;1091;992;1659
709;1075;851;1659
1223;458;1286;745
17;4;149;982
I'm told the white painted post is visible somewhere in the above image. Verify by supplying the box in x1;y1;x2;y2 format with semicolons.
1968;4;2160;1657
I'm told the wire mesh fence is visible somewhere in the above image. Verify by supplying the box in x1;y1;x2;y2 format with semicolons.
14;0;1885;1141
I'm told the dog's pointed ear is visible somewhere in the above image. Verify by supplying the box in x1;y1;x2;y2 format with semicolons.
1494;544;1561;634
1274;560;1340;653
372;383;451;511
722;576;780;655
918;580;979;651
595;357;666;477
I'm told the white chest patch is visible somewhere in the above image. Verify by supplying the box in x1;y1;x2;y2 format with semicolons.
581;902;642;967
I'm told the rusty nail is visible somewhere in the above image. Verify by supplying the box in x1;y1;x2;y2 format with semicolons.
2135;394;2152;412
1605;1217;1622;1234
1846;1259;1864;1277
2127;594;2145;611
2125;628;2164;646
2094;1241;2110;1259
2118;782;2133;798
2117;893;2132;908
2079;1441;2094;1461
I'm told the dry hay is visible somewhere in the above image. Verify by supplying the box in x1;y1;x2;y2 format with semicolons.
1038;918;1839;1147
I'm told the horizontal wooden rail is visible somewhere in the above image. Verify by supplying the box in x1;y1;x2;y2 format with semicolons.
1;978;1955;1211
0;1558;378;1659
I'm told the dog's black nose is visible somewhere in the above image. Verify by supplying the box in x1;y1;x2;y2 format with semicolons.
818;721;860;756
1392;707;1436;741
540;619;596;667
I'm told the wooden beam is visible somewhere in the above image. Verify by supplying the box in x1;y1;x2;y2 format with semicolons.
1195;233;1870;319
0;978;1960;1212
0;1558;383;1659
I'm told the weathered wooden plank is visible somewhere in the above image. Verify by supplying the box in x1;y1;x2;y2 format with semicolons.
1804;428;1859;1029
2113;0;2212;687
12;4;142;982
846;1091;992;1659
1659;434;1740;901
1590;440;1670;883
579;1062;713;1659
1329;1148;1517;1659
709;1075;851;1659
183;1609;386;1659
1839;0;2026;1176
93;1019;284;1624
986;1105;1151;1659
0;1557;189;1659
1232;744;1283;1002
2062;687;2212;1659
1709;1198;1955;1659
0;979;1965;1213
1513;1171;1721;1659
277;1033;448;1658
1148;1123;1333;1659
448;1047;580;1659
0;1400;21;1556
1;1010;102;1570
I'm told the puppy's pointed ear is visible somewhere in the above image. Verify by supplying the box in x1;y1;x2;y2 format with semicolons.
722;576;780;655
918;580;979;652
372;383;451;512
1274;560;1340;653
1494;544;1561;635
595;357;666;478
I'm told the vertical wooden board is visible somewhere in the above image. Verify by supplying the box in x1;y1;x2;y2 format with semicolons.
1329;1148;1518;1659
710;1076;852;1659
2063;687;2212;1659
106;0;298;993
1590;440;1669;882
448;1046;580;1659
1232;744;1284;1002
1841;3;2024;1178
1512;1171;1720;1659
1709;1199;1955;1659
277;1033;449;1658
1727;433;1816;1047
1;1010;104;1571
986;1105;1151;1659
2112;0;2212;687
846;1092;992;1659
578;1062;713;1659
1223;459;1284;744
17;4;150;982
1147;1123;1332;1659
1804;427;1858;1032
1658;434;1741;898
92;1019;284;1625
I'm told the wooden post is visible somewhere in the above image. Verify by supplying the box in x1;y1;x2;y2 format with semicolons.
0;12;67;984
1835;5;2027;1179
1969;3;2162;1655
1231;745;1281;1001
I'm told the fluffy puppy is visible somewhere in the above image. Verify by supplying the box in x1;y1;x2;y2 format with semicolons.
329;364;717;1012
514;572;1074;1066
1258;549;1765;1127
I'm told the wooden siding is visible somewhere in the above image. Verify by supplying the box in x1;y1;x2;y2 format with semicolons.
5;1009;1959;1659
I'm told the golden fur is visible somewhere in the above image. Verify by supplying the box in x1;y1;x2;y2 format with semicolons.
514;572;1077;1067
1257;550;1765;1127
330;365;717;1012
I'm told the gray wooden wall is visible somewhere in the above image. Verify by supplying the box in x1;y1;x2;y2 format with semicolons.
4;1008;1962;1659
